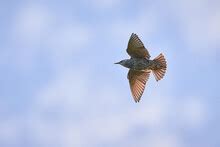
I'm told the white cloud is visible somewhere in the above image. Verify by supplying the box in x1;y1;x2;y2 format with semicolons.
11;4;52;44
144;133;184;147
29;80;171;146
85;0;122;10
170;0;220;57
181;97;207;127
34;68;90;111
0;119;22;144
26;71;208;147
7;4;53;71
47;24;91;49
28;68;91;146
45;23;92;64
60;125;85;147
109;8;159;43
134;101;165;126
8;3;93;72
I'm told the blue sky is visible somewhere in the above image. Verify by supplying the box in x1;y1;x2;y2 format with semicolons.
0;0;219;147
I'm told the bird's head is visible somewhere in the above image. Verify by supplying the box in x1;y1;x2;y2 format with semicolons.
114;59;129;68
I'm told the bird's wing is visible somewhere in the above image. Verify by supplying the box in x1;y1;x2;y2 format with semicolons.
127;69;151;102
126;33;151;59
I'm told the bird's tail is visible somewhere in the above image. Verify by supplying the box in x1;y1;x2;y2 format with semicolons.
152;53;167;81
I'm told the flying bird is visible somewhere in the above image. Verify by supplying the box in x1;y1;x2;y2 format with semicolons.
115;33;167;102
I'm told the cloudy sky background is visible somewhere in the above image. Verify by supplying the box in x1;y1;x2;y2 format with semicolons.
0;0;219;147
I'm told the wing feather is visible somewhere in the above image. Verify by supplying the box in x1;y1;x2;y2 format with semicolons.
127;70;151;102
126;33;151;59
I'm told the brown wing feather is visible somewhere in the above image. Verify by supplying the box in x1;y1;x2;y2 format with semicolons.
126;33;151;59
127;70;151;102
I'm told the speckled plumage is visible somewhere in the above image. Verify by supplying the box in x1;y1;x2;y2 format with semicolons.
118;58;163;71
115;33;167;102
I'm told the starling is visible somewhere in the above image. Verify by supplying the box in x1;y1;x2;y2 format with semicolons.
115;33;167;102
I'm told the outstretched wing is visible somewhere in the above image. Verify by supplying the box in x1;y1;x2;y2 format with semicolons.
127;70;151;102
126;33;150;59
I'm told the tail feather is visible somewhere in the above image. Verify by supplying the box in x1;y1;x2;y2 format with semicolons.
152;53;167;81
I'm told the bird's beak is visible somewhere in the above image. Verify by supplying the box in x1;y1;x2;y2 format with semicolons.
114;62;120;64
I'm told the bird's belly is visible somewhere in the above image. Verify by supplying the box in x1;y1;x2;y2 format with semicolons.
131;59;150;70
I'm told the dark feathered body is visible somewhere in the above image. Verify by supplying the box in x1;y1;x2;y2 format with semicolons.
121;58;164;71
